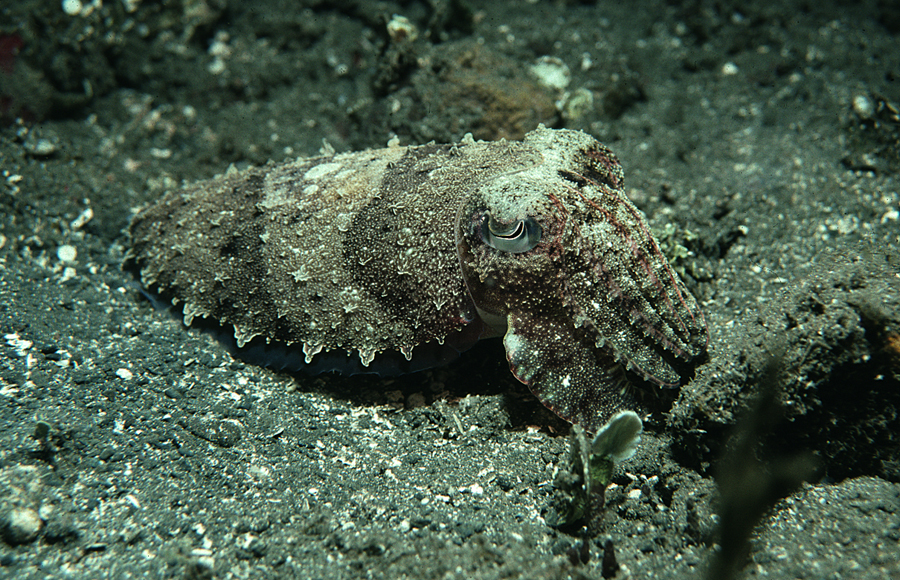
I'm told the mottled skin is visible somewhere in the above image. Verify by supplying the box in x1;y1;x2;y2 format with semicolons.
127;126;708;432
457;129;708;430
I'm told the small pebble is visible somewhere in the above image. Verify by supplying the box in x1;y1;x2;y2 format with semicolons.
386;14;418;43
57;244;77;263
62;0;83;16
24;138;57;157
1;507;43;545
43;515;81;544
721;62;739;75
531;56;571;90
852;94;874;119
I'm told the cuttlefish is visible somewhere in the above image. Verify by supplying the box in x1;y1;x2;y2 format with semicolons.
126;126;708;432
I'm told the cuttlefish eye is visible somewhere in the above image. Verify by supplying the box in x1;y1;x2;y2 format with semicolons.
481;212;542;254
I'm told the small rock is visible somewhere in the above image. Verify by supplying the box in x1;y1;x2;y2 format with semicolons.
852;94;874;119
62;0;83;16
43;515;80;544
29;139;57;156
22;130;59;157
531;56;571;91
56;245;77;263
495;475;515;492
189;418;242;448
386;14;418;43
1;507;43;545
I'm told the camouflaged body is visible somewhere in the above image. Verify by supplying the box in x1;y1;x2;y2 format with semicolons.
127;134;532;364
127;127;708;432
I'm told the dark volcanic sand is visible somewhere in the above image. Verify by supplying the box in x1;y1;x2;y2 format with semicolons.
1;1;898;578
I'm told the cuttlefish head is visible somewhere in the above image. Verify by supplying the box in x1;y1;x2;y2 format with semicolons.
456;127;708;433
